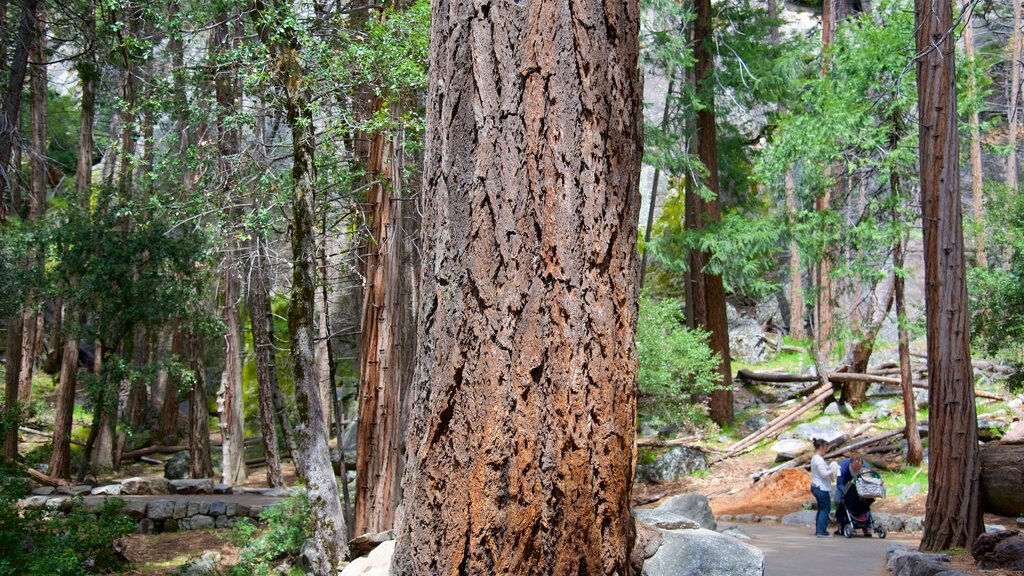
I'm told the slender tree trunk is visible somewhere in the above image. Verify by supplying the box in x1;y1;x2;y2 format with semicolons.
248;237;284;488
894;239;923;466
963;3;986;267
691;0;733;425
915;0;983;550
841;279;895;406
219;255;247;485
90;342;115;473
252;1;348;568
158;329;182;444
639;80;674;289
3;318;22;458
268;300;297;462
1008;0;1022;194
785;171;806;339
392;0;642;572
188;332;213;479
0;0;38;221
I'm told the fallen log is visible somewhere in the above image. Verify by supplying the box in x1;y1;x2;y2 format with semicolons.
19;427;86;447
979;440;1024;516
0;455;70;487
736;369;817;384
637;436;699;448
121;445;188;460
718;383;835;461
751;427;902;480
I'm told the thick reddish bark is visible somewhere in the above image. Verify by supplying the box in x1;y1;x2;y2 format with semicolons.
391;0;642;573
915;0;983;550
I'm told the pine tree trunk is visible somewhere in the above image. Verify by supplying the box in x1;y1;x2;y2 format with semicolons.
158;329;182;444
915;0;983;550
3;317;22;459
1008;0;1022;194
786;171;806;340
842;280;894;406
90;342;115;473
0;0;37;221
188;332;213;479
391;0;642;572
963;4;986;267
248;237;284;488
219;256;247;485
894;239;923;466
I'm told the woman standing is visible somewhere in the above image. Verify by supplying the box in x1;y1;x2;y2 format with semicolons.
810;438;833;537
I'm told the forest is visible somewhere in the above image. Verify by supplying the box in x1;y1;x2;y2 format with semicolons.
1;0;1023;573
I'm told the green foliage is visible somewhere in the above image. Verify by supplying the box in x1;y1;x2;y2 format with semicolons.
0;464;134;575
230;494;311;576
636;294;722;425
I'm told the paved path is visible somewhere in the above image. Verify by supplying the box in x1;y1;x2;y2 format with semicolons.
735;522;919;576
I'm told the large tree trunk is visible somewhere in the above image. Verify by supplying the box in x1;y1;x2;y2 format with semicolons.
251;0;349;568
785;171;806;340
354;116;407;536
90;343;115;473
1007;0;1022;194
248;237;284;488
3;318;22;458
188;332;213;479
691;0;733;426
963;3;986;267
915;0;983;550
157;329;182;444
219;255;247;485
391;0;642;572
979;441;1024;516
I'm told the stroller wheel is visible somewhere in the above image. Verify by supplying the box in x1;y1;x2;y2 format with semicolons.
842;525;854;539
878;527;887;539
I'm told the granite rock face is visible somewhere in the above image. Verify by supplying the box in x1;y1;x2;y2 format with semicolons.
641;528;764;576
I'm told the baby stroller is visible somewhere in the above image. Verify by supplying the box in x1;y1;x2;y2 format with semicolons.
835;470;887;539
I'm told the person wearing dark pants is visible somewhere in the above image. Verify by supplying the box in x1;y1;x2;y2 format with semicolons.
810;438;833;538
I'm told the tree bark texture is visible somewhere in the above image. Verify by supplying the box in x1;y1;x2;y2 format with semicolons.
842;279;894;406
894;240;923;466
915;0;983;550
354;109;410;536
692;0;733;426
785;170;806;340
978;441;1024;516
962;5;986;267
391;0;642;573
90;343;115;473
3;317;22;459
248;237;284;488
1007;0;1022;194
219;255;248;485
188;332;214;479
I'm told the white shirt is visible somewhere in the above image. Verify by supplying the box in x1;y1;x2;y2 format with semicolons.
811;454;832;492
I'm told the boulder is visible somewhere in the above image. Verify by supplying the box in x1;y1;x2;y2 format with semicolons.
971;529;1024;570
164;451;190;480
770;439;811;461
124;499;148;519
977;418;1006;442
56;485;93;496
653;493;716;530
90;484;121;496
721;526;753;541
887;553;966;576
181;552;220;576
632;509;701;531
635;447;708;484
147;500;176;520
121;477;172;495
755;294;785;331
189;515;215;530
872;512;904;533
729;320;768;364
780;510;817;527
30;487;54;496
170;479;214;495
903;516;924;533
792;418;844;443
641;528;763;576
340;540;396;576
348;530;396;560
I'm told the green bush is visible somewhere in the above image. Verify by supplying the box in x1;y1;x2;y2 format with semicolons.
230;494;311;576
636;294;723;426
0;463;134;575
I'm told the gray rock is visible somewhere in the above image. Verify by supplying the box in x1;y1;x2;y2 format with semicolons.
641;528;764;576
22;496;49;509
121;476;172;495
339;540;396;576
972;529;1024;570
30;487;54;496
1017;517;1024;528
208;501;227;516
654;493;716;530
215;515;232;528
90;484;121;496
781;510;817;527
734;513;760;523
198;501;210;515
170;479;214;495
147;499;176;520
770;439;811;461
738;415;770;437
632;509;701;530
761;516;779;523
213;483;233;495
900;483;922;502
79;497;107;513
164;519;179;532
635;447;708;484
124;499;148;519
189;515;215;530
721;526;754;541
348;530;396;560
56;485;93;496
886;544;911;561
873;512;904;533
823;402;853;416
986;524;1006;533
236;487;269;495
45;497;70;512
792;418;844;443
186;501;201;517
886;550;950;572
136;518;155;535
730;319;768;364
756;294;785;330
248;504;265;518
903;516;924;533
977;418;1006;442
181;552;220;576
225;503;238;517
164;451;190;480
173;502;188;520
264;487;291;498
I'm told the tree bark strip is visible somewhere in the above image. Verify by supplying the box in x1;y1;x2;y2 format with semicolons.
915;0;983;550
0;0;39;220
962;4;986;267
188;332;213;479
248;236;284;488
392;0;642;571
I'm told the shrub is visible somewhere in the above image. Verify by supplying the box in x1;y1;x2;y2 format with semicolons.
230;494;311;576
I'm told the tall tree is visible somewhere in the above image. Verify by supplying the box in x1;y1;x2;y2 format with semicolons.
0;0;38;221
391;0;642;572
251;0;348;570
688;0;733;425
915;0;983;550
962;1;986;267
247;235;284;488
1008;0;1022;194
